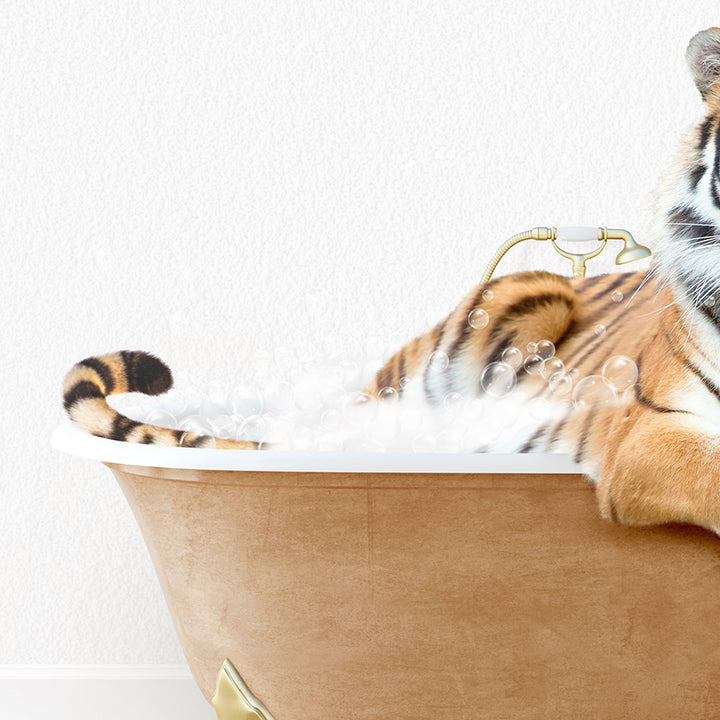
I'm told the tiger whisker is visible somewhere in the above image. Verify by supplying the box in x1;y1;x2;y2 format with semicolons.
666;222;720;227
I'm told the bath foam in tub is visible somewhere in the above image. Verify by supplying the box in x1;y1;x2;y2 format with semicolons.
120;346;621;454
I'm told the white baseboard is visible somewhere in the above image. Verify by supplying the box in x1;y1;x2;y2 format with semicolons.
0;666;216;720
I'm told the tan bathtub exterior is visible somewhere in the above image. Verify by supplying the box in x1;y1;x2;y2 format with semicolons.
106;461;720;720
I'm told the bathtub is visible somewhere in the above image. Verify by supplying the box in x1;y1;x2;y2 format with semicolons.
52;419;720;719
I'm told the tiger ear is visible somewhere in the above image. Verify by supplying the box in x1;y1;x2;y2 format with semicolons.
687;28;720;99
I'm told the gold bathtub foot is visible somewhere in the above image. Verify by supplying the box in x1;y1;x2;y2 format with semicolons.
212;659;277;720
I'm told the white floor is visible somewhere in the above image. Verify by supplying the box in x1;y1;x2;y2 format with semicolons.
0;666;216;720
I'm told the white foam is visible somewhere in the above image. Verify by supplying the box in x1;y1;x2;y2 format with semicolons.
127;353;575;453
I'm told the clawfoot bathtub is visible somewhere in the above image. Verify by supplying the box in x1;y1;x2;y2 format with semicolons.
52;421;720;719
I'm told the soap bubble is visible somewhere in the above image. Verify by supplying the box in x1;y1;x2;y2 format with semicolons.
213;414;238;439
342;391;378;428
572;375;617;409
601;355;638;392
501;346;523;369
611;290;624;303
241;414;269;441
482;289;494;301
594;324;606;336
399;375;411;390
428;350;450;371
443;391;464;415
548;371;573;396
178;415;217;437
468;308;490;329
177;415;217;448
145;409;177;429
179;432;216;449
378;386;399;402
540;357;565;380
523;354;543;375
705;296;716;308
480;362;517;397
526;342;537;354
536;339;555;359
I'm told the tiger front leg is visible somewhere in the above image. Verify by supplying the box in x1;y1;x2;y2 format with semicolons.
595;409;720;535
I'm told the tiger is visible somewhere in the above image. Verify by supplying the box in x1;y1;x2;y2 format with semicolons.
63;28;720;535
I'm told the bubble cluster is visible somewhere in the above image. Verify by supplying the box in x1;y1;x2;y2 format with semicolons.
131;333;640;455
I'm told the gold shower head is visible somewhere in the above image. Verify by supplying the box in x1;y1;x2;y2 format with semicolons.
610;229;653;265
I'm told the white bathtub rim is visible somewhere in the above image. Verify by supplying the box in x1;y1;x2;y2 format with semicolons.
52;421;583;474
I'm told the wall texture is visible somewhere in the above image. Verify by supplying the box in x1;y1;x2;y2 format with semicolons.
2;0;717;664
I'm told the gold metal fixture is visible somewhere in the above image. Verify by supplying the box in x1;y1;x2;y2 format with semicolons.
212;660;276;720
480;226;652;282
552;236;607;278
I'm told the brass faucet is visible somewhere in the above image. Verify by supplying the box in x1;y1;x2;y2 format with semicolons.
481;226;652;282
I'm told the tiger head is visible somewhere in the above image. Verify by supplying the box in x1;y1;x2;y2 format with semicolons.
653;28;720;319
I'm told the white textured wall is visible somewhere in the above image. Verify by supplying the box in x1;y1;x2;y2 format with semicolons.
2;0;717;664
